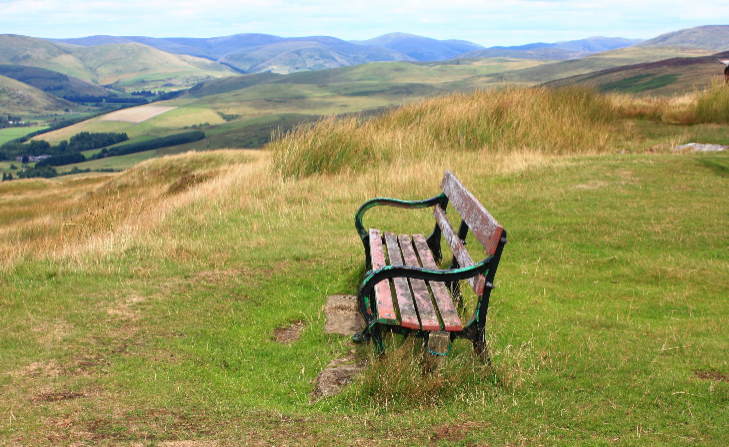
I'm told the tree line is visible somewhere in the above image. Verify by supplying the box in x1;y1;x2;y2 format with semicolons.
0;131;129;161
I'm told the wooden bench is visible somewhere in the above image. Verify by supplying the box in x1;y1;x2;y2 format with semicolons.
352;172;507;360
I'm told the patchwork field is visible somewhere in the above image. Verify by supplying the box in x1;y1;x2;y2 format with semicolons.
100;105;177;123
29;58;549;149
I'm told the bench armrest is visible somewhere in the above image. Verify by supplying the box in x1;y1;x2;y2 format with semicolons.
358;258;491;301
354;193;447;241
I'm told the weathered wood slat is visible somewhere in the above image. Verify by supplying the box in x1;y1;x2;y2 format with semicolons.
383;232;420;330
398;234;441;331
412;234;463;332
441;171;504;256
369;229;397;323
434;206;486;296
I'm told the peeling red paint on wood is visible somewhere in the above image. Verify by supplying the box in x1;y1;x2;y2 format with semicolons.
384;232;420;329
413;234;463;332
398;234;441;331
369;229;397;322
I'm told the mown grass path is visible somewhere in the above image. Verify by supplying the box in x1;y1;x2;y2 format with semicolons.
1;151;727;445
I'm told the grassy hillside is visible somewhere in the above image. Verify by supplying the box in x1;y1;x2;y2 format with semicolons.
641;25;729;51
0;35;235;91
493;46;712;84
547;50;729;96
0;74;76;114
0;64;111;98
71;43;235;89
0;89;727;444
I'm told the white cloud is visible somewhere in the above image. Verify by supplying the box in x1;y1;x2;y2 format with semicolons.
0;0;727;44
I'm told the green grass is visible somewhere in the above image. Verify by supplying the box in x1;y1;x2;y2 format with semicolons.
0;126;47;145
600;74;680;93
0;148;727;445
56;148;163;172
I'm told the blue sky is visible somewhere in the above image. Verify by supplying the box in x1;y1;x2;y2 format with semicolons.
1;0;728;45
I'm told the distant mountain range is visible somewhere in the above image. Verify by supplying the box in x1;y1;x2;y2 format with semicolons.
51;32;642;74
1;25;728;116
463;37;644;60
353;33;483;61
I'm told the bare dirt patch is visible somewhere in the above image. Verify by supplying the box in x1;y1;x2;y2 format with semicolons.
575;180;610;190
311;353;365;400
100;105;176;123
431;421;482;443
32;391;86;402
273;320;305;344
694;369;729;382
13;360;63;378
32;320;72;346
107;294;146;320
324;294;365;336
156;441;220;447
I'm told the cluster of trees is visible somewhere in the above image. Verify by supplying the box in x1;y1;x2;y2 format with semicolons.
36;153;86;167
92;131;205;159
0;114;24;128
2;129;207;181
0;132;128;161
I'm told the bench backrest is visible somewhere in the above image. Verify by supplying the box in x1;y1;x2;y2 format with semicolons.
434;171;505;296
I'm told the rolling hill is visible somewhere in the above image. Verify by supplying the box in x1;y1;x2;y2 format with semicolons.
0;64;111;99
462;37;642;60
0;74;75;114
354;33;483;61
546;50;729;95
32;58;546;148
641;25;729;51
54;34;412;74
0;35;235;91
492;46;713;85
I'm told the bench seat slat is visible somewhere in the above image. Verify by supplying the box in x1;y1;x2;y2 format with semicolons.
434;206;486;296
412;234;463;332
398;234;441;331
369;229;398;323
384;232;420;330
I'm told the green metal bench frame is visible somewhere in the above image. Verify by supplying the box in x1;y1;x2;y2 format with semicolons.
353;171;507;360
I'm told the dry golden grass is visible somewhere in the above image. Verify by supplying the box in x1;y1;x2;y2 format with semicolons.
608;79;729;124
0;150;257;269
0;147;554;271
6;85;724;270
270;87;619;178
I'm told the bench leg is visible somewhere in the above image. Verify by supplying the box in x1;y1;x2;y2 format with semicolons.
471;327;491;364
371;324;384;355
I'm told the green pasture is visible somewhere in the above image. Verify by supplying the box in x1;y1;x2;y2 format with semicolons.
0;126;47;145
0;150;727;445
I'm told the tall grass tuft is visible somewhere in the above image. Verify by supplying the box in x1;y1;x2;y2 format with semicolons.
348;338;500;409
270;87;620;179
695;82;729;123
